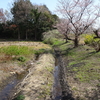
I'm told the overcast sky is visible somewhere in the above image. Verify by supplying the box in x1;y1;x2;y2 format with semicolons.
0;0;58;14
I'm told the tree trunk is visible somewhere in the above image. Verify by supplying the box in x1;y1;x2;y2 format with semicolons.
64;38;68;43
18;29;20;40
74;36;79;47
65;36;68;43
26;30;28;40
34;28;37;41
34;31;37;41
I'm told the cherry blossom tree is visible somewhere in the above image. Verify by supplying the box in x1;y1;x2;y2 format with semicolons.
56;19;71;43
56;0;100;47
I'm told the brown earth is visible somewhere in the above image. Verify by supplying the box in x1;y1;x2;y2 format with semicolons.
14;53;55;100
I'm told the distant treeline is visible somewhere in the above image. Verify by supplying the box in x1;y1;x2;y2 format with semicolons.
0;0;58;41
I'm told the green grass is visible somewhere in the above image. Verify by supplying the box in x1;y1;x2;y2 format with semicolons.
34;49;46;55
0;45;53;63
58;41;100;82
43;38;64;46
72;62;100;82
14;95;25;100
0;45;33;56
34;48;53;56
0;45;35;63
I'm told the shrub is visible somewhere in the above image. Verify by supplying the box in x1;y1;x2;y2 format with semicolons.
84;34;94;44
43;30;63;40
17;56;26;62
84;34;100;52
43;30;64;46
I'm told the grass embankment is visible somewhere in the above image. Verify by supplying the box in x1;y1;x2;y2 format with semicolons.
43;30;100;99
60;43;100;82
43;30;100;83
59;42;100;99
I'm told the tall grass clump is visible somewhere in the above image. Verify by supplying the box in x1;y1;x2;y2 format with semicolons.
0;45;33;56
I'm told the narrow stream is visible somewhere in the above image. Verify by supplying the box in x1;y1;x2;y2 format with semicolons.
52;66;62;100
0;72;27;100
52;49;75;100
52;51;62;100
0;78;18;100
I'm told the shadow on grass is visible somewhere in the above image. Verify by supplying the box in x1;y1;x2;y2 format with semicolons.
79;51;97;61
61;45;97;61
52;42;67;48
61;48;75;56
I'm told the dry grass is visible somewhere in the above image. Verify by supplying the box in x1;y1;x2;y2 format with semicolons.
18;53;55;100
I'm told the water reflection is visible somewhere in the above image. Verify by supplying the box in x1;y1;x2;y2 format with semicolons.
0;79;18;100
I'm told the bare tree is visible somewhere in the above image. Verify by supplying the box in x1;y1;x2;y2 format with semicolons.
56;0;100;47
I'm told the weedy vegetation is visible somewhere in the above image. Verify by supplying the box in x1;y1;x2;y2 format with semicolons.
0;45;34;63
0;45;33;56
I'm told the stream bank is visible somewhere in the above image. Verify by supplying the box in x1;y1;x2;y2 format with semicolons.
0;57;36;100
0;41;52;100
13;53;55;100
